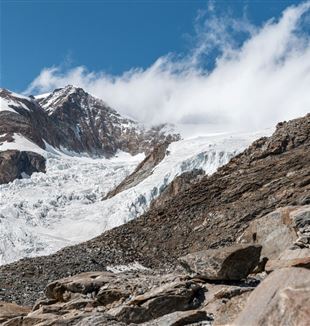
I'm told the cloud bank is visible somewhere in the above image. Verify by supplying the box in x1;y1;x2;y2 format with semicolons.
26;2;310;133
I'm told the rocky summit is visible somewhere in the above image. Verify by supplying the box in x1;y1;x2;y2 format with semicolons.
0;114;309;325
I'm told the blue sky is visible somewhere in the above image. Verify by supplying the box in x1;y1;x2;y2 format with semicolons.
1;0;306;92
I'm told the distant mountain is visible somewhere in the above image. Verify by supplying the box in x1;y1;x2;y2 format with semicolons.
0;86;180;183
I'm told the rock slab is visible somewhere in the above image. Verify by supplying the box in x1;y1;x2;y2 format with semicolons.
178;244;262;280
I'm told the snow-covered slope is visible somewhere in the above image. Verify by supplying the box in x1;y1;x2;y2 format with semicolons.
0;130;271;265
0;133;45;155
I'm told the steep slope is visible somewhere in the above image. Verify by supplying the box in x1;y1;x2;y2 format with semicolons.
104;141;171;199
38;85;180;156
0;132;257;265
1;114;308;305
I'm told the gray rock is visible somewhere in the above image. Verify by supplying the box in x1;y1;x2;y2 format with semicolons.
178;244;262;281
291;206;310;229
265;248;310;272
233;267;310;326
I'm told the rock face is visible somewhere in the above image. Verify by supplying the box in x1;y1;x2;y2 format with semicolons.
178;244;262;280
38;86;180;157
0;87;180;158
104;141;171;199
150;168;205;210
0;150;46;184
233;267;310;326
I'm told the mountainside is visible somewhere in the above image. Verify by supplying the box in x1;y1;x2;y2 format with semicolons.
0;114;308;309
0;86;179;159
0;131;259;265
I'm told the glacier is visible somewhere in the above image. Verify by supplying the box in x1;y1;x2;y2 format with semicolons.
0;130;271;265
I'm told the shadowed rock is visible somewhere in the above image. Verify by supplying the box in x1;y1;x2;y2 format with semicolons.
0;150;46;184
178;244;262;280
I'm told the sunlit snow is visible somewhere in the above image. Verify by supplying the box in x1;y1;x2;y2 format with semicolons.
0;129;272;265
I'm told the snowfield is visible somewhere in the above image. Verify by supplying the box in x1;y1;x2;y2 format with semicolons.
0;130;272;265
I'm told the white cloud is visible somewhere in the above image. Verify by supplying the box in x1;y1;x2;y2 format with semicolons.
26;2;310;133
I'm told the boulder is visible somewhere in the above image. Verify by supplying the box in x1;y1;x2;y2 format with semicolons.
45;271;117;301
237;206;298;259
265;248;310;272
233;267;310;326
238;206;310;260
178;244;262;280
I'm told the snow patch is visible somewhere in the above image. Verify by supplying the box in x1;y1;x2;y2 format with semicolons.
106;262;149;273
0;133;45;155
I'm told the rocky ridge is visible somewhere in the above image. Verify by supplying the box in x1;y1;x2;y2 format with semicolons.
104;141;171;199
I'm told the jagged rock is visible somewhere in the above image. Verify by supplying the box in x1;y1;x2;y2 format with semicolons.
2;271;209;325
0;150;46;184
178;244;262;280
233;267;310;326
265;248;310;272
150;168;205;210
0;301;31;324
105;141;171;199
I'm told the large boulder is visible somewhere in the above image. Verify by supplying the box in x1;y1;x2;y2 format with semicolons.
0;150;46;184
238;206;310;259
233;267;310;326
178;244;262;281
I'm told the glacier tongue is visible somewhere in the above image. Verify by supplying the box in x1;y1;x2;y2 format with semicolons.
0;130;271;265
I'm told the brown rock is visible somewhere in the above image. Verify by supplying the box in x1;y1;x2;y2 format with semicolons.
0;301;31;324
178;244;262;280
265;248;310;272
233;267;310;326
45;271;116;301
108;279;205;323
0;150;46;184
237;206;299;259
104;141;171;199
